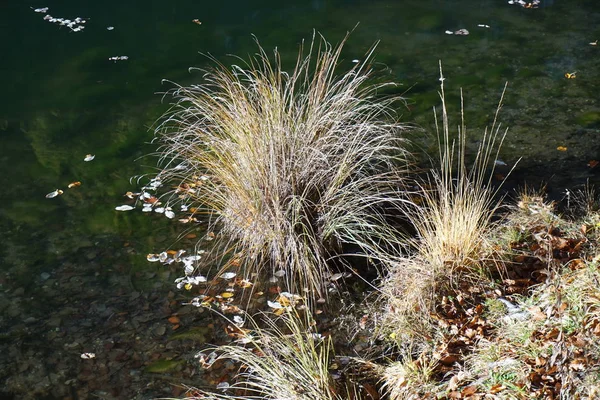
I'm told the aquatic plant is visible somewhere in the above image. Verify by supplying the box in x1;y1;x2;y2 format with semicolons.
151;33;410;301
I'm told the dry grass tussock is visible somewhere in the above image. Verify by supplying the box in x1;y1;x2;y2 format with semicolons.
153;33;410;301
183;310;355;400
379;65;512;358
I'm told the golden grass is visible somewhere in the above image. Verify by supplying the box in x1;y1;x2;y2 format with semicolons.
381;347;442;400
407;65;509;278
153;33;410;301
379;64;511;344
184;310;350;400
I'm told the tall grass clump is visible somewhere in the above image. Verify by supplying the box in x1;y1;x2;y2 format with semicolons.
153;33;410;300
409;67;509;278
184;310;352;400
381;64;514;346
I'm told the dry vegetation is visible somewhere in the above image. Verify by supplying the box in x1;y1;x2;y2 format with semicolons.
144;37;600;400
152;33;409;303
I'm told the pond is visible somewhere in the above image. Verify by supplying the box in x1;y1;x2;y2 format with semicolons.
0;0;598;398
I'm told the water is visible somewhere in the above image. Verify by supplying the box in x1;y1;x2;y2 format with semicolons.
0;0;599;398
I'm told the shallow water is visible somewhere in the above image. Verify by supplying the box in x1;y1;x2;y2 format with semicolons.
0;0;599;398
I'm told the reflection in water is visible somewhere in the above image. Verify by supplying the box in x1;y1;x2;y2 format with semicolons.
0;0;599;397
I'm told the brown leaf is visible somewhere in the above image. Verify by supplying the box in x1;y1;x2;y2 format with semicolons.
490;384;505;394
440;354;460;366
461;385;478;396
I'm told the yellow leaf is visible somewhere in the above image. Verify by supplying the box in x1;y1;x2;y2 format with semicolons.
184;283;193;290
221;292;234;299
557;146;568;151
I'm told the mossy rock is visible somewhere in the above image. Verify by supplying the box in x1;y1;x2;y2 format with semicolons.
144;359;184;373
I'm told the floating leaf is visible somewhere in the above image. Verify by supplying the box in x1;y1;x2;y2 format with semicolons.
115;205;135;211
84;154;95;162
143;195;159;204
238;279;253;288
165;209;175;219
192;19;202;25
168;316;181;324
267;300;284;309
68;181;81;188
124;191;139;199
220;272;237;280
146;254;160;262
588;160;599;168
80;352;96;359
330;272;344;281
45;189;63;198
221;292;234;299
564;72;576;79
274;269;286;277
557;146;568;151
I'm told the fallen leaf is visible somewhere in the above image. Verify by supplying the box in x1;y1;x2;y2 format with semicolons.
220;272;236;280
84;154;95;162
557;146;568;151
490;384;505;394
461;385;478;396
45;189;63;198
68;181;81;188
588;160;599;168
168;316;180;324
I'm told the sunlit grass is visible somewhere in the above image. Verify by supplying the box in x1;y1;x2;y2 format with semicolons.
406;66;509;279
182;310;352;400
381;346;442;400
152;33;410;301
380;64;512;347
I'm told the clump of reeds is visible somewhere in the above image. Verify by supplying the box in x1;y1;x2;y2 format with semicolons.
153;33;410;301
379;63;512;357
